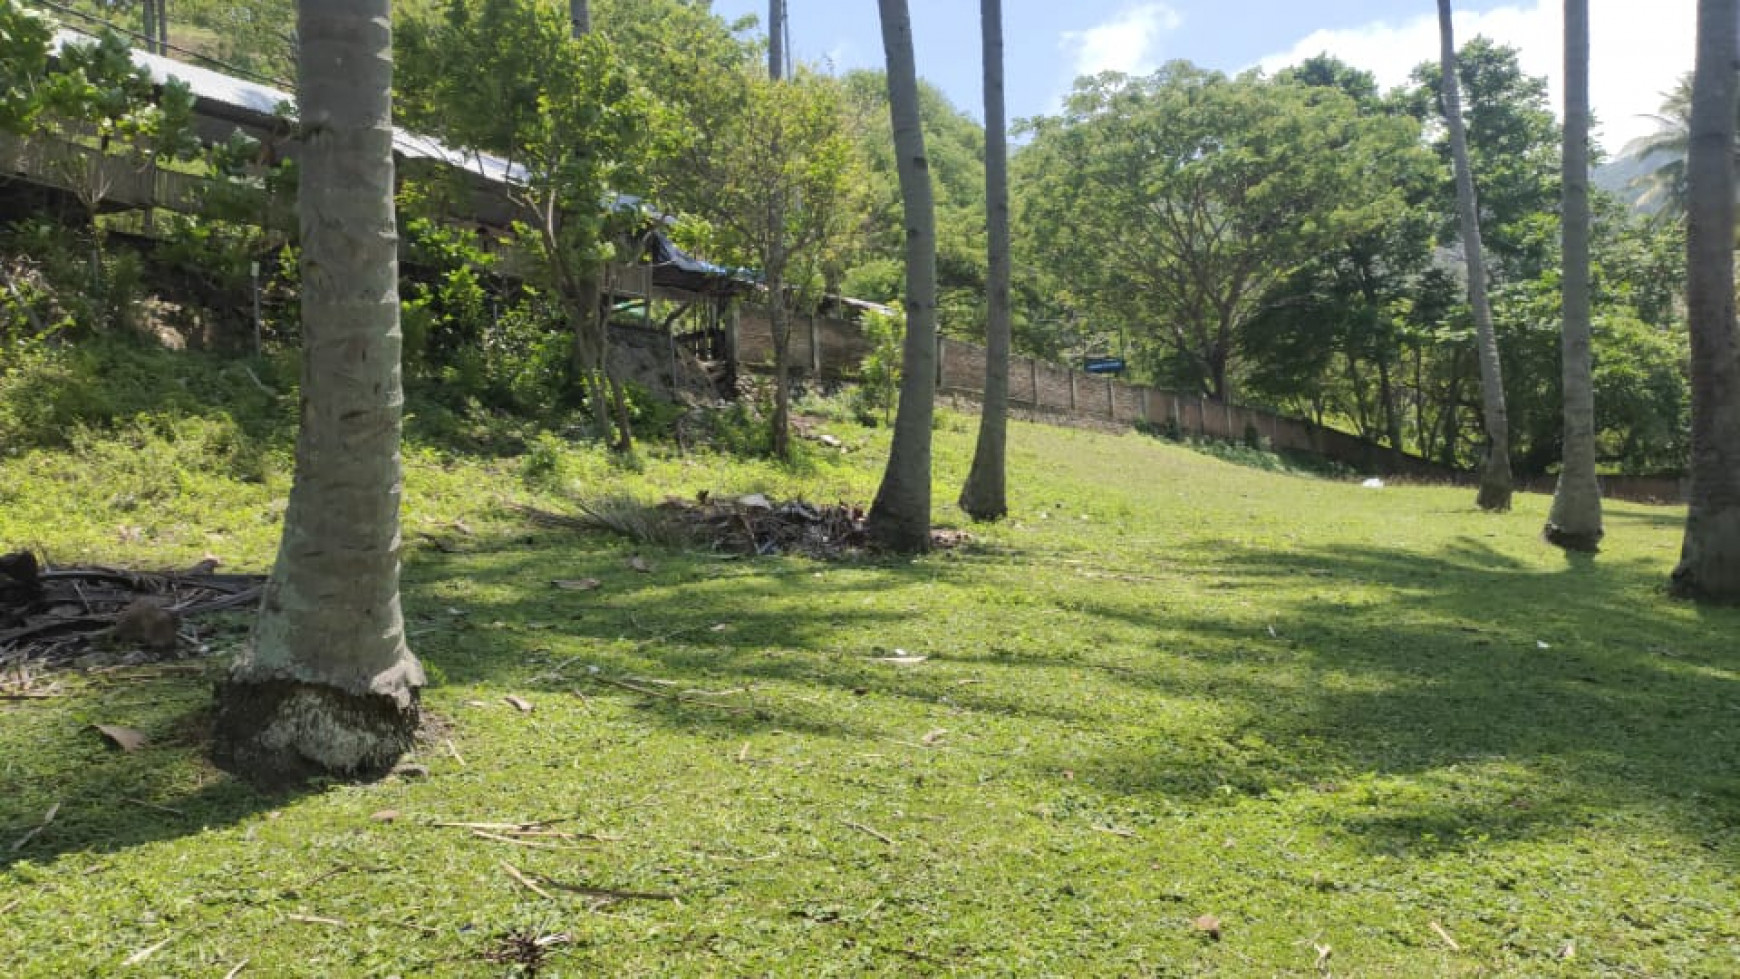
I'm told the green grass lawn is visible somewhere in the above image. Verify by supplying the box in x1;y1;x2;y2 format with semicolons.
2;394;1737;976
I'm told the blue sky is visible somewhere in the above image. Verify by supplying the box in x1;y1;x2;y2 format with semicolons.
705;0;1695;154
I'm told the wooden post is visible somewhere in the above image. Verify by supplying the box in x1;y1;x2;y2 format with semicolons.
1198;394;1207;437
809;313;821;376
1107;376;1116;420
1068;370;1077;411
1028;358;1040;408
726;305;740;381
1224;401;1234;440
935;334;946;387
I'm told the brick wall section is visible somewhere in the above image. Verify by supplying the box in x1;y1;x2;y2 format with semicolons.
725;304;1684;502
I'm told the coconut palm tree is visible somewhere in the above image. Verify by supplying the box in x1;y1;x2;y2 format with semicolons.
212;0;424;783
867;0;938;552
1438;0;1514;511
1546;0;1603;551
1672;0;1740;603
1624;76;1694;222
959;0;1011;522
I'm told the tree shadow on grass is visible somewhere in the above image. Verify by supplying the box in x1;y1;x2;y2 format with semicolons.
397;525;1118;736
1050;537;1740;859
0;692;302;871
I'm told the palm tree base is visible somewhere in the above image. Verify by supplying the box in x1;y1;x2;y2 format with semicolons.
1670;509;1740;604
1542;521;1603;552
212;677;420;788
1476;482;1513;512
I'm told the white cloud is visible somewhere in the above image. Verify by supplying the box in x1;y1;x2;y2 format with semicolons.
1061;2;1185;78
1256;0;1693;155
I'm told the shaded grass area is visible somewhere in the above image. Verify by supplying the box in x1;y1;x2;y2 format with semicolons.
2;351;1738;975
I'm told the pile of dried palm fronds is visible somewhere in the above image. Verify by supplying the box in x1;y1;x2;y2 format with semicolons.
513;493;969;559
0;551;263;667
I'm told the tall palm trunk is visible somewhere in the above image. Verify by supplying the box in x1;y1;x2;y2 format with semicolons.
764;3;791;457
768;0;785;80
569;0;590;37
768;263;795;458
1546;0;1603;551
212;0;423;784
1672;0;1740;602
959;0;1010;522
1438;0;1513;511
867;0;937;553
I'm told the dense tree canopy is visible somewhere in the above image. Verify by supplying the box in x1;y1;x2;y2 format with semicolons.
1017;64;1422;400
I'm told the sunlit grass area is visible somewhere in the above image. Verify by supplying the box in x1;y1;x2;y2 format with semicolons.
2;360;1737;976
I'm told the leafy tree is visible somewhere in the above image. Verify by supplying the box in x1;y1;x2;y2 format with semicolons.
1016;64;1417;400
1546;0;1603;551
0;1;53;135
669;67;867;458
1673;0;1740;602
212;0;424;782
1409;37;1562;283
867;0;937;553
1244;56;1439;450
1437;0;1514;511
840;71;987;335
958;0;1009;522
397;0;655;448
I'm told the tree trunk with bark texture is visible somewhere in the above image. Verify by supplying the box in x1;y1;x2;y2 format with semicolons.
868;0;937;553
768;0;785;80
569;0;590;36
1673;0;1740;602
212;0;423;786
768;266;793;459
1546;0;1604;551
959;0;1010;522
1438;0;1514;511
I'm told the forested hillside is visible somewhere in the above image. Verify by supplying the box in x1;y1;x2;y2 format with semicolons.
3;0;1700;480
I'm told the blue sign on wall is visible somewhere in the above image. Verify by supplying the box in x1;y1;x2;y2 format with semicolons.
1084;357;1126;375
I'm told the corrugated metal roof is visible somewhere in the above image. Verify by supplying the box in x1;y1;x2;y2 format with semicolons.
51;29;525;186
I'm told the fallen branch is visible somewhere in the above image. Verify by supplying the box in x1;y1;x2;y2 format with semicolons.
841;819;896;847
9;801;59;852
501;861;555;900
285;914;347;927
591;675;755;714
121;936;173;966
123;797;186;817
471;830;589;851
535;877;682;903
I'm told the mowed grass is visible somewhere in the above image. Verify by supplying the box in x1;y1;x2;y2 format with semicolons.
2;399;1738;976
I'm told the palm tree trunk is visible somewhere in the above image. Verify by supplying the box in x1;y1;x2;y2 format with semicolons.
867;0;937;553
959;0;1010;522
768;267;793;459
1546;0;1604;551
768;0;785;80
569;0;590;36
1438;0;1514;511
213;0;423;785
1672;0;1740;601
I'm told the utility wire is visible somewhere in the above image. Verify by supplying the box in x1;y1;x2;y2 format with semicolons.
30;0;296;92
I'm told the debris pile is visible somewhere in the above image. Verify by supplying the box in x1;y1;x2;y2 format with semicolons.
654;492;871;558
514;492;969;559
0;551;264;668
